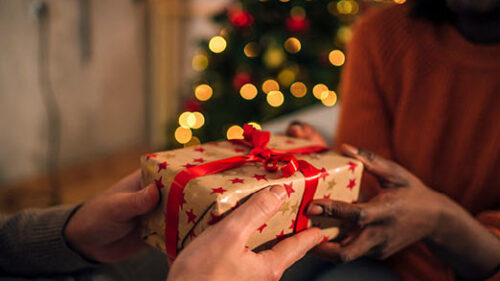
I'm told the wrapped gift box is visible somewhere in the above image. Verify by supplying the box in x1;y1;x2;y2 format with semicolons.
141;127;362;258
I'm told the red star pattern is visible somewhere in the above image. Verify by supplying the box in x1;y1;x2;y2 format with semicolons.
180;192;187;210
323;194;331;199
348;161;358;173
229;177;244;184
146;153;157;159
319;168;329;181
284;182;295;198
234;148;245;153
157;161;168;172
253;174;268;181
258;224;267;233
276;230;285;241
194;147;205;153
182;163;196;169
186;209;197;224
211;187;227;194
207;212;224;225
347;179;356;190
193;158;205;163
289;219;295;230
154;177;164;188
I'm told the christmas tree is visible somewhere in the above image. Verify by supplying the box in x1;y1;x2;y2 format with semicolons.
171;0;360;147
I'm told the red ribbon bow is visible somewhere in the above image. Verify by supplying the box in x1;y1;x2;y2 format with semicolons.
165;125;328;258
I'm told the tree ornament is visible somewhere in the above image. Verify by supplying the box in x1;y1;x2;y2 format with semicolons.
228;9;254;28
232;72;252;90
286;16;310;33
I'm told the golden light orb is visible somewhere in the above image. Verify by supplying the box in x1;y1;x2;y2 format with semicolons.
290;6;306;18
329;49;346;67
208;36;227;53
267;90;285;107
192;53;208;71
336;0;358;14
337;26;353;44
178;112;193;128
263;46;285;69
227;125;244;140
312;83;329;99
240;83;258;100
277;69;296;87
247;122;262;130
194;84;213;101
262;79;280;94
192;112;205;129
244;42;260;58
284;37;302;54
290;82;307;98
175;126;192;144
321;90;338;107
394;0;406;3
184;136;201;148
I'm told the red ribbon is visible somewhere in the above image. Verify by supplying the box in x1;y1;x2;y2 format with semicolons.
165;125;328;258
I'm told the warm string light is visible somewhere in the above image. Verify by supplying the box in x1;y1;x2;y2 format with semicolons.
262;79;280;94
267;90;285;107
192;53;208;71
321;90;338;107
209;36;227;53
175;127;192;144
290;82;307;98
312;83;329;100
284;37;301;54
240;83;258;100
277;69;295;87
244;42;260;57
179;111;205;129
227;125;244;140
247;122;262;130
184;136;201;148
329;49;345;66
194;84;213;101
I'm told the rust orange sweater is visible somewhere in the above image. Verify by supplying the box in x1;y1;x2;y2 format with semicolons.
334;3;500;281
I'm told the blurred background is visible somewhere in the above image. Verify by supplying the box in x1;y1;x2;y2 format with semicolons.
0;0;398;214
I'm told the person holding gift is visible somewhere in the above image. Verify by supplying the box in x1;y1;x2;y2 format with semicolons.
286;0;500;279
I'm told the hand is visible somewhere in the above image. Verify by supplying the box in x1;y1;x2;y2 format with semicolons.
286;121;328;147
307;144;449;262
167;185;323;281
64;170;159;263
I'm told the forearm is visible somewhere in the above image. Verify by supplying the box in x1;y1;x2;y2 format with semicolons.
0;205;98;276
427;194;500;279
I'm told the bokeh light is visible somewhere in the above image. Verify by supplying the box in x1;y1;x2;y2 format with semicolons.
337;26;353;44
312;83;329;99
277;69;295;87
227;125;244;140
262;79;280;94
267;90;285;107
179;112;193;128
192;53;208;71
184;136;201;148
394;0;406;3
321;90;338;107
194;84;213;101
175;127;192;144
337;0;359;15
329;50;345;66
240;83;258;100
284;37;301;54
247;122;262;130
208;36;227;53
192;112;205;129
290;6;306;18
290;82;307;98
263;46;285;69
244;42;260;57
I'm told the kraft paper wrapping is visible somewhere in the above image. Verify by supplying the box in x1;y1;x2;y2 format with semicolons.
141;135;362;254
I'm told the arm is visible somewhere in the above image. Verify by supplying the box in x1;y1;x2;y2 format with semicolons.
0;205;96;276
307;144;500;280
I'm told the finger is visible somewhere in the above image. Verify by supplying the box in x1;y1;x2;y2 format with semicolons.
286;121;306;138
312;242;342;262
339;227;386;263
109;184;160;221
286;121;327;146
340;144;408;188
260;228;323;275
307;199;390;226
219;185;286;240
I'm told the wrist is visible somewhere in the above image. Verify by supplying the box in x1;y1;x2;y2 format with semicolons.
427;192;459;244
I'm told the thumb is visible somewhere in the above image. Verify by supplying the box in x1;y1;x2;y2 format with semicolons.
109;184;160;221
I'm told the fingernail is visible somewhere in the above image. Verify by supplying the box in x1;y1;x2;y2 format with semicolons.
343;144;358;155
307;203;324;215
269;185;286;201
290;120;302;127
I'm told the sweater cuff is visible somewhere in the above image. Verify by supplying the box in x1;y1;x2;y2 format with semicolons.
1;204;99;276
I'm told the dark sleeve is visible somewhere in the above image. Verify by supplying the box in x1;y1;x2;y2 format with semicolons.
0;205;98;276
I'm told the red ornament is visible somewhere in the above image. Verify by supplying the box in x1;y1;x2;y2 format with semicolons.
183;98;202;112
229;10;254;28
286;16;310;33
232;72;252;90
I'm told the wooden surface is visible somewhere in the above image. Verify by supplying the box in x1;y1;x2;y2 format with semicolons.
0;147;148;214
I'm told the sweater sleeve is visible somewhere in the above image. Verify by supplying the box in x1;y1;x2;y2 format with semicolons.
333;11;395;201
0;205;98;276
